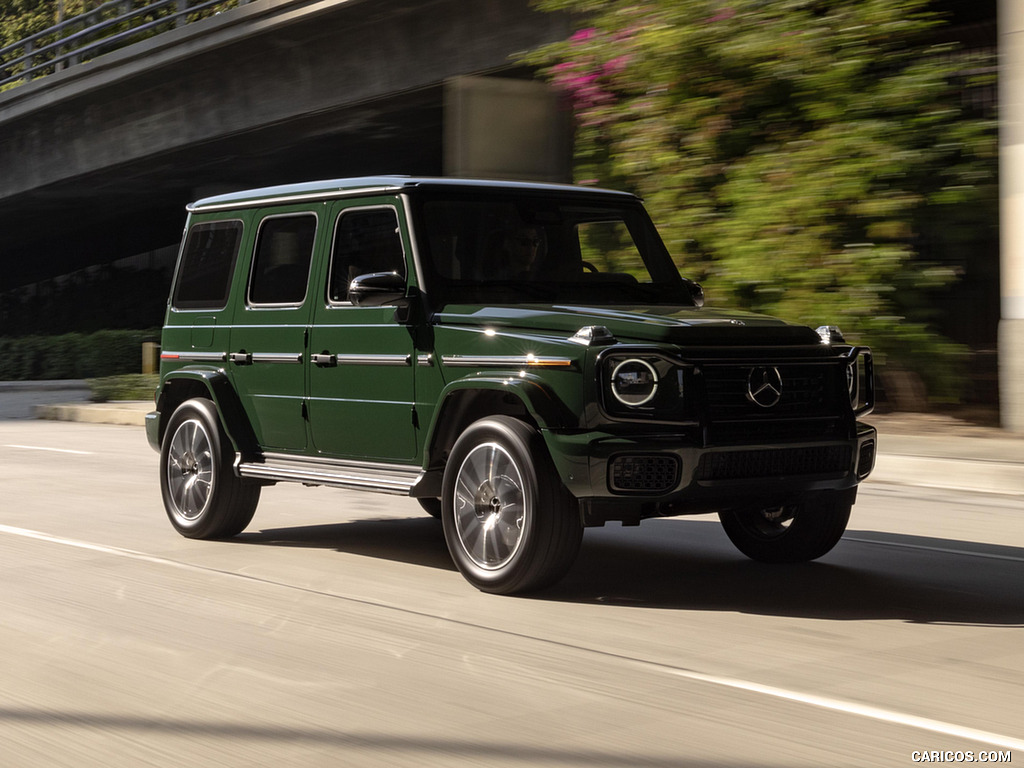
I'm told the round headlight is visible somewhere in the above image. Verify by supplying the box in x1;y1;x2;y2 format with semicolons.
611;358;659;406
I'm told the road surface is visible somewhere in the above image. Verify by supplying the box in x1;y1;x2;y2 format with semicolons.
0;420;1021;767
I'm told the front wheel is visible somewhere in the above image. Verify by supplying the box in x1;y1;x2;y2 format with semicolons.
718;490;854;563
160;398;260;539
441;416;582;594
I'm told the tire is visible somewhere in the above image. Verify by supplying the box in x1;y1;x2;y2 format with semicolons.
718;490;854;563
160;398;260;539
441;416;582;595
417;498;442;519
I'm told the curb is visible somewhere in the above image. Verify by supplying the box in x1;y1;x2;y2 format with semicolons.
32;402;151;426
867;454;1024;497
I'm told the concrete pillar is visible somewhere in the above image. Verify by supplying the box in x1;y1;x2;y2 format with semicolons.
1000;0;1024;431
444;75;571;183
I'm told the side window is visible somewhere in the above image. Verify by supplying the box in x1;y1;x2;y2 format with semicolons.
172;220;242;310
328;207;406;304
577;220;646;279
248;214;317;306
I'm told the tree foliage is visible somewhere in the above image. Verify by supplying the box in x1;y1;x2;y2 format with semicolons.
527;0;997;401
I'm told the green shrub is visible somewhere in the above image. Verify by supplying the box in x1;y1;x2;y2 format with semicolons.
0;330;159;381
87;374;159;403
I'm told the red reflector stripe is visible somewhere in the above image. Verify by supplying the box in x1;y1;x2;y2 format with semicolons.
160;353;180;360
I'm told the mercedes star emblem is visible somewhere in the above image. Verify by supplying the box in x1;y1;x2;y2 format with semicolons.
746;366;783;408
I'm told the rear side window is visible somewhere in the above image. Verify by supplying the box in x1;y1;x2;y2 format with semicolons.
172;220;243;310
249;214;317;306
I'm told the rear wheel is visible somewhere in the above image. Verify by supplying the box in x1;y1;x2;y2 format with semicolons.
160;398;260;539
441;416;582;594
718;490;854;563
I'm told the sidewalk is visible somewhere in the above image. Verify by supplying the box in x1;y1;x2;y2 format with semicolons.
12;382;1024;497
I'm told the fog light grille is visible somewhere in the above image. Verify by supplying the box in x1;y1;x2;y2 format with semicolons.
609;454;680;493
858;440;876;479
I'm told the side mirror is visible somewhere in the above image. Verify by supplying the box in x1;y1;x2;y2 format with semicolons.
347;272;408;307
687;280;705;308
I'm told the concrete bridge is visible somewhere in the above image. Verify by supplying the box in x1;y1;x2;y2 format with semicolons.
0;0;572;290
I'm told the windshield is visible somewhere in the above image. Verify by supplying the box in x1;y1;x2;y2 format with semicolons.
411;190;693;306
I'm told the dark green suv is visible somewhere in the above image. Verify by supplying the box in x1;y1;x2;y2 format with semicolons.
147;176;876;594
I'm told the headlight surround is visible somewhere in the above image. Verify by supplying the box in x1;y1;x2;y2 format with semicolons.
610;358;659;406
598;350;693;422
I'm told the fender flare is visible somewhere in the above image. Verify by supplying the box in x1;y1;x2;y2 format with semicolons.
156;368;258;456
421;373;576;465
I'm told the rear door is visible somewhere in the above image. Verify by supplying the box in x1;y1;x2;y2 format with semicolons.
228;206;319;452
307;199;417;461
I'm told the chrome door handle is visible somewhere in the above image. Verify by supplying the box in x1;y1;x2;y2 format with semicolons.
229;352;253;365
310;353;337;367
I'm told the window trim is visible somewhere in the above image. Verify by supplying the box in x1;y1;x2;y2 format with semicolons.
326;204;407;308
171;218;245;312
246;211;320;309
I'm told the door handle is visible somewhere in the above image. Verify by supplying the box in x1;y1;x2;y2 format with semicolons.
311;353;337;367
229;352;253;365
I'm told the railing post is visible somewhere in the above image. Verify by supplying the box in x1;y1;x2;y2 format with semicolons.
176;0;188;28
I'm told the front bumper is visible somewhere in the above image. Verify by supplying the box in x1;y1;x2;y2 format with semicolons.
543;422;876;523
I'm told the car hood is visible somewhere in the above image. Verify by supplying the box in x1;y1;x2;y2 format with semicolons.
433;304;822;346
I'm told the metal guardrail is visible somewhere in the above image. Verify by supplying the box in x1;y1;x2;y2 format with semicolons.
0;0;247;90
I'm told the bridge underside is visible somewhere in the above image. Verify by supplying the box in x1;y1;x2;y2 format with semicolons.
0;0;571;293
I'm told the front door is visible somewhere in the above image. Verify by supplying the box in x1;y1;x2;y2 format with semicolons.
228;207;319;452
307;200;417;461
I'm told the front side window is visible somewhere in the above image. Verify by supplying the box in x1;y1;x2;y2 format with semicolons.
172;220;242;310
328;207;406;304
248;214;317;306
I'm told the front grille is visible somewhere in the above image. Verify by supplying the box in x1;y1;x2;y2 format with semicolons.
695;445;852;481
707;417;846;446
609;454;681;493
703;363;835;419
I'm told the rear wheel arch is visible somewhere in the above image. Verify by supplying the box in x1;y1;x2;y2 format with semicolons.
157;371;257;456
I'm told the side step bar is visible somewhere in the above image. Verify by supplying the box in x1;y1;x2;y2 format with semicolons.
238;453;423;495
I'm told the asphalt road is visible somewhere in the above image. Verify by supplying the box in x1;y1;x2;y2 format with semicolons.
1;420;1021;767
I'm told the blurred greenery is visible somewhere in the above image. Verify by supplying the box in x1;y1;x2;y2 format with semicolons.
528;0;997;403
0;330;158;380
87;373;158;403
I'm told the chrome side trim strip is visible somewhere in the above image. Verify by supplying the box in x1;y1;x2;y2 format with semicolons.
161;351;227;363
238;454;422;495
441;354;574;368
251;353;303;364
335;354;412;366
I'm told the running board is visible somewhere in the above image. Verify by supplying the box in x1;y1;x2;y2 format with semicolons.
238;453;422;495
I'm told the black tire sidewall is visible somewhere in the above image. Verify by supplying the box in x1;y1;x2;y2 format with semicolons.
160;398;231;539
441;417;549;593
719;491;853;563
